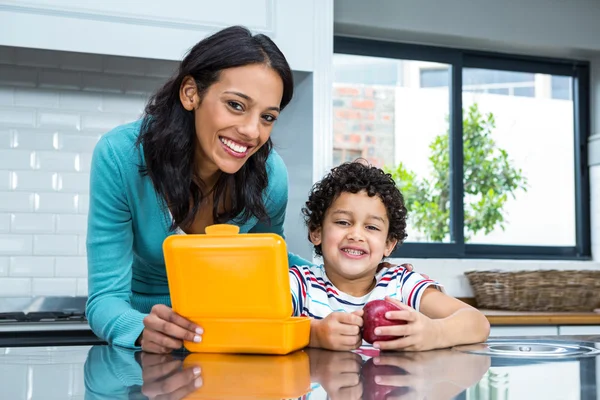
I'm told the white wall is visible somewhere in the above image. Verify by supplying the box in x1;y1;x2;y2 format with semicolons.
333;0;600;297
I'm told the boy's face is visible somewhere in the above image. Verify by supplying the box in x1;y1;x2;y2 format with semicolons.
310;190;397;282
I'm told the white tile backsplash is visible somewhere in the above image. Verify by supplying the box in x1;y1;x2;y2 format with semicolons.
15;88;59;108
0;149;33;169
0;192;35;212
38;110;81;130
55;257;87;277
11;171;55;191
0;170;9;190
10;129;55;150
58;91;102;112
0;257;8;276
80;113;128;132
0;48;173;296
11;213;55;233
59;172;90;193
0;107;35;126
77;153;93;172
81;72;123;93
78;235;86;256
56;214;87;234
76;278;87;296
32;278;77;296
55;134;100;153
35;193;78;213
0;214;9;233
102;93;146;114
0;129;11;148
77;194;89;214
34;151;79;171
33;235;78;256
10;256;54;277
0;234;33;255
125;76;163;95
0;278;31;296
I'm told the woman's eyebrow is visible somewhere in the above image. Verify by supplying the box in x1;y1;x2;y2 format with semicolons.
224;91;280;112
225;90;252;101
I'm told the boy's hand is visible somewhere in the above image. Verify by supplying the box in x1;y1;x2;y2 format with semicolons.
311;311;363;351
371;297;442;351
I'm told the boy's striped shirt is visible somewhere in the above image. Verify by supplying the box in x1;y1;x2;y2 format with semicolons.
289;264;443;318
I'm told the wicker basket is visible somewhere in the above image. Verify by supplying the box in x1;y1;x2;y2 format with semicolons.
464;270;600;312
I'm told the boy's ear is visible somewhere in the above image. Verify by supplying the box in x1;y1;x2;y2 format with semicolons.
383;239;398;257
309;228;322;246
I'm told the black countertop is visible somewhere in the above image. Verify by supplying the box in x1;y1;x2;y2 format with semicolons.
0;335;598;399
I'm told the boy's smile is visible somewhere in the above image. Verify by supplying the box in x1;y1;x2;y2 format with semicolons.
310;190;397;297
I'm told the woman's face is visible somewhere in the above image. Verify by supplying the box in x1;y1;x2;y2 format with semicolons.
179;64;284;180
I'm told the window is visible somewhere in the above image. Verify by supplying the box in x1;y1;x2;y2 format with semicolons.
422;67;537;97
333;37;590;259
551;75;573;100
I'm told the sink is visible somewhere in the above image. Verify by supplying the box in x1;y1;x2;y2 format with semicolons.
453;340;600;359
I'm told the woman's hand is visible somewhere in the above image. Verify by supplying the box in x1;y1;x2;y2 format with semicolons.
377;262;431;280
371;297;442;351
140;304;203;353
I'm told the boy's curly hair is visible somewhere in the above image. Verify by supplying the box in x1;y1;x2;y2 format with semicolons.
302;160;408;256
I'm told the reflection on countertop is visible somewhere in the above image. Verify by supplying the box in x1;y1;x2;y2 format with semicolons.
0;335;598;399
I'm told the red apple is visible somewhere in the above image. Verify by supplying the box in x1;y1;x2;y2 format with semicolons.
362;299;406;344
361;358;410;400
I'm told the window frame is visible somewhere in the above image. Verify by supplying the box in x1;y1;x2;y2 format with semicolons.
334;36;591;260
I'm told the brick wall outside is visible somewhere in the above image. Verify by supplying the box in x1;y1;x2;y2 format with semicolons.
332;84;395;168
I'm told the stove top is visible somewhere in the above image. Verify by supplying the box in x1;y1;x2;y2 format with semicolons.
0;297;87;323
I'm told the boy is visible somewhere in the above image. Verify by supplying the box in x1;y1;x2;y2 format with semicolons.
289;161;490;351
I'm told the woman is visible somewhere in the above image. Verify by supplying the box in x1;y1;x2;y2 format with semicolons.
86;25;418;354
86;25;309;353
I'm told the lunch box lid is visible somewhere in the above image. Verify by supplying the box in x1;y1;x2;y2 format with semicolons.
163;224;292;320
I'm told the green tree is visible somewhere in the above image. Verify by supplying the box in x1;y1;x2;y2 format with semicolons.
384;103;528;242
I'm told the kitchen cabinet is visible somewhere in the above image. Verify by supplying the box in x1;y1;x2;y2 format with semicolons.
0;0;330;72
489;326;559;337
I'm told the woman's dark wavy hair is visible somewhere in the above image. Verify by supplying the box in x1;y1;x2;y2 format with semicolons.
302;160;408;256
137;26;294;230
